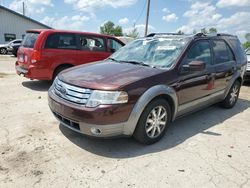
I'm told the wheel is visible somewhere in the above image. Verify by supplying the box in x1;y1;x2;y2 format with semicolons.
133;99;171;145
220;80;241;109
0;48;7;54
53;65;72;80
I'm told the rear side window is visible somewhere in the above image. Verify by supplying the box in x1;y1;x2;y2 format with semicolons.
22;33;39;48
45;33;77;50
227;38;247;63
212;40;234;64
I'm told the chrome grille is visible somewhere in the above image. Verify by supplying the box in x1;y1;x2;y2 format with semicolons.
54;78;92;105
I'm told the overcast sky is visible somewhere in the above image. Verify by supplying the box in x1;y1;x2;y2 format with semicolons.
1;0;250;41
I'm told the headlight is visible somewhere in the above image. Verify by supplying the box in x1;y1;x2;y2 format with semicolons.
86;90;128;108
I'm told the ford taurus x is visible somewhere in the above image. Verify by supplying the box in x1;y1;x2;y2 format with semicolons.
48;33;247;144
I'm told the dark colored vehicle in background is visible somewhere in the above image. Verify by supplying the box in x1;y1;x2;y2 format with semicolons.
15;29;124;80
48;33;247;144
8;41;22;57
0;39;22;55
244;47;250;81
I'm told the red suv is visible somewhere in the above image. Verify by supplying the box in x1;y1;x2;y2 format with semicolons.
15;29;124;80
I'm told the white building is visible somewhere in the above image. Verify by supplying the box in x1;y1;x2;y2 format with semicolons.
0;5;51;44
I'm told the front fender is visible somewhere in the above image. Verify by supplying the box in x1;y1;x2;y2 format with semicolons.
123;85;178;136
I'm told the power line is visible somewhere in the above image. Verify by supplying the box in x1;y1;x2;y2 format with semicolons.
134;0;147;25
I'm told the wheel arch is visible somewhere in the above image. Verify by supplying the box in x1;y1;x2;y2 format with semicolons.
52;63;74;79
123;85;178;136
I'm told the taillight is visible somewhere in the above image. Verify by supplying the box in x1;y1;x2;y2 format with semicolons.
31;50;41;63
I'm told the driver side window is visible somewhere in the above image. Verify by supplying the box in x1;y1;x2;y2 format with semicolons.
182;40;212;66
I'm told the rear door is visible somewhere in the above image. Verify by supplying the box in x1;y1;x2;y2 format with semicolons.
211;39;235;92
41;33;78;69
74;35;109;65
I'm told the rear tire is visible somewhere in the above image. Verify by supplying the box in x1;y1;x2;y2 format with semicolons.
220;80;241;109
133;99;171;145
53;65;72;80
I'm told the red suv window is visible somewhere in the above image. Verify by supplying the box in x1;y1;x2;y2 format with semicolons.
45;33;77;50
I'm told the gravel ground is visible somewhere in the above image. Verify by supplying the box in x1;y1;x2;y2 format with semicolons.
0;55;250;188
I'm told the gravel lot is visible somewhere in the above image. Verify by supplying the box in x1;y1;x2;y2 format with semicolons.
0;55;250;188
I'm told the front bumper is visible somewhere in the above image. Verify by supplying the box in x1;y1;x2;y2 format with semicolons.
48;88;133;137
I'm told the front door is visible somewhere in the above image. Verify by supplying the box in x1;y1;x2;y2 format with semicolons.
175;39;214;115
75;35;111;66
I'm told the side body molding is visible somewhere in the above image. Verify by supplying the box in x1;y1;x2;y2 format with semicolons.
123;85;178;136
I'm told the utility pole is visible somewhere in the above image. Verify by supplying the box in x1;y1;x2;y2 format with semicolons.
22;1;25;16
144;0;151;36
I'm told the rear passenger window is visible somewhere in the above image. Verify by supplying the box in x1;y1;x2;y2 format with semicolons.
107;39;123;52
45;33;77;50
79;35;105;52
212;40;234;64
183;40;211;66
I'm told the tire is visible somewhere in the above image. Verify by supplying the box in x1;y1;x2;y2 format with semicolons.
0;48;7;55
133;98;171;145
53;65;72;80
220;80;241;109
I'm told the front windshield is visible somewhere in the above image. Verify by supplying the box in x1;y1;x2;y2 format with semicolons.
110;36;189;68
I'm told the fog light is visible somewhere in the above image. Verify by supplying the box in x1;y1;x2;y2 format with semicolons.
90;127;101;135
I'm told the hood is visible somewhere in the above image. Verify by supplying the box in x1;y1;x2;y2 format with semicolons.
0;44;8;48
59;61;164;90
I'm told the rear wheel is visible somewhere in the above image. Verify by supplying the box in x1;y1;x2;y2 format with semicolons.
53;65;72;80
220;80;241;108
0;48;7;54
133;99;171;145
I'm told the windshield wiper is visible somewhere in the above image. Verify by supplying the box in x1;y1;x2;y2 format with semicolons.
108;57;119;62
122;60;156;68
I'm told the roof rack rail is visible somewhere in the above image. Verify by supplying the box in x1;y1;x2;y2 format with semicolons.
194;32;235;38
194;33;207;37
146;33;184;37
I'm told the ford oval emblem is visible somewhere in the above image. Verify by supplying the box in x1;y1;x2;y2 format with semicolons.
60;87;67;95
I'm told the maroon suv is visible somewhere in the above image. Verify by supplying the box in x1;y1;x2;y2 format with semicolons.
48;33;247;144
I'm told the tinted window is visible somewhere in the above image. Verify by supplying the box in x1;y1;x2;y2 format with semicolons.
227;38;247;63
212;40;234;64
13;41;21;44
79;35;105;51
22;33;39;48
183;40;211;65
45;33;77;50
108;39;123;52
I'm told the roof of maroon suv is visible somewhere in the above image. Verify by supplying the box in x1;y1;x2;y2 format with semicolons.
26;29;124;40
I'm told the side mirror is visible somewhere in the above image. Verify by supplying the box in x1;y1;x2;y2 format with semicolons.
182;60;206;72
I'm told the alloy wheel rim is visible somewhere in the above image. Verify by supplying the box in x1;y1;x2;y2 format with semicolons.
229;85;239;105
145;106;167;138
